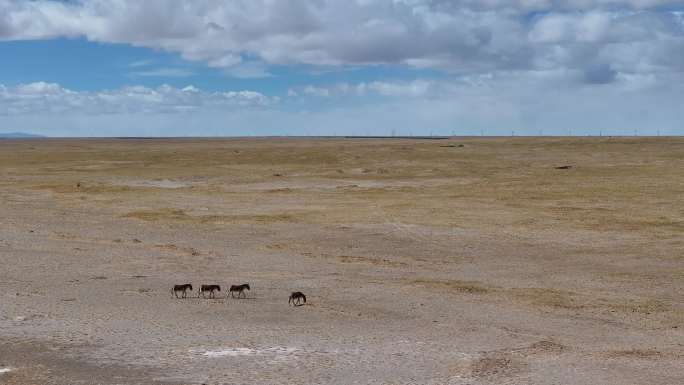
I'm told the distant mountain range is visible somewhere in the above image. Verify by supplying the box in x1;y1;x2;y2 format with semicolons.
0;132;46;138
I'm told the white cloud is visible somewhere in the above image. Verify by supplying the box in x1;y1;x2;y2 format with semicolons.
14;81;66;95
366;80;435;97
0;0;682;79
289;80;441;98
0;82;277;116
529;11;633;44
302;85;331;97
128;59;153;68
208;54;242;68
221;61;273;79
129;67;195;78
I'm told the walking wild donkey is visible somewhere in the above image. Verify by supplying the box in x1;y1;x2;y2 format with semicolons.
288;292;306;306
171;284;193;298
229;283;250;298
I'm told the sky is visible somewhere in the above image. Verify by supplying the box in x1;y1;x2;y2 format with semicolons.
1;0;683;137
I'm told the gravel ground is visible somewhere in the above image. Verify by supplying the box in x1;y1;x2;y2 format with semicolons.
1;137;682;384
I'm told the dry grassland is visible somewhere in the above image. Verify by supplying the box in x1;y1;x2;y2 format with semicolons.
0;137;682;384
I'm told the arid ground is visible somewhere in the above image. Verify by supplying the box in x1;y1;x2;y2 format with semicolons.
0;137;682;385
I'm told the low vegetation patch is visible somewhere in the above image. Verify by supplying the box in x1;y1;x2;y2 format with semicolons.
412;279;491;294
509;287;584;310
338;255;407;267
604;349;664;359
123;208;297;224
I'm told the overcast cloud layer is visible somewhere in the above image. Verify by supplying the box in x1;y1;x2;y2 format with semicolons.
1;0;683;136
2;0;684;74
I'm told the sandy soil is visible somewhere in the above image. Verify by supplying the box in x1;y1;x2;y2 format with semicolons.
0;137;682;384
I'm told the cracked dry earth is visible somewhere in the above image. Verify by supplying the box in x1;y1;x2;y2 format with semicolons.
0;137;683;384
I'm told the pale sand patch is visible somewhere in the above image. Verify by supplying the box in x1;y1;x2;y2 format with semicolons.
117;179;190;189
193;347;299;358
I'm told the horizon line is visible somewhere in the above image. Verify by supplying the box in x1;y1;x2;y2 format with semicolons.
2;135;681;140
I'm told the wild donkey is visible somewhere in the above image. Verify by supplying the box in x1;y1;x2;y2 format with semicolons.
171;284;193;298
199;284;221;298
288;292;306;306
229;283;250;298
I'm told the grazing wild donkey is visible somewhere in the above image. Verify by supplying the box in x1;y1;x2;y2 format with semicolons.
171;284;193;298
199;284;221;298
288;291;306;306
229;283;250;298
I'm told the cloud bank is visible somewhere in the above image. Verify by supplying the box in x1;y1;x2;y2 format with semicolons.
0;82;277;116
1;0;683;79
1;74;681;137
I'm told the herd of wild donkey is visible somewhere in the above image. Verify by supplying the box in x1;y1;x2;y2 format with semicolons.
172;283;307;306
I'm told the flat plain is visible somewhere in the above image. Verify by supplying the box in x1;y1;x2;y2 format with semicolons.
0;137;682;385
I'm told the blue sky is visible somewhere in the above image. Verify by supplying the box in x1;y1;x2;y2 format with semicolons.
0;38;446;94
1;0;683;137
